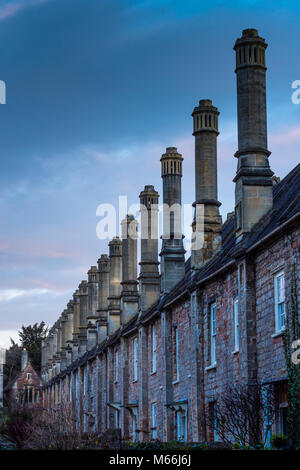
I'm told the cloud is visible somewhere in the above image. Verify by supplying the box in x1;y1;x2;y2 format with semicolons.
0;287;57;302
0;330;20;349
270;125;300;145
0;0;49;20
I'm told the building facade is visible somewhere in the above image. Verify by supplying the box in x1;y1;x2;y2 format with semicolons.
4;349;42;409
42;29;300;443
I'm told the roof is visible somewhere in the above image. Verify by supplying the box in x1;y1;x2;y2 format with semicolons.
45;163;300;383
140;163;300;318
4;362;41;392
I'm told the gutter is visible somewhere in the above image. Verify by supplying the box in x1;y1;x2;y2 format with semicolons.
246;211;300;254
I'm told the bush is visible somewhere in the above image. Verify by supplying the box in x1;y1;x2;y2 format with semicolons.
24;403;82;450
270;433;288;450
0;408;34;449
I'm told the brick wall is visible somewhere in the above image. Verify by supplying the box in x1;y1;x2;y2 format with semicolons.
43;226;299;442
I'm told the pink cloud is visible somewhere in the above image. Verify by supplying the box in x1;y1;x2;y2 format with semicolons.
0;0;50;20
269;125;300;145
0;3;22;20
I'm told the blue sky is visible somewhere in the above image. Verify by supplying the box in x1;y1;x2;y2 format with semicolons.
0;0;299;347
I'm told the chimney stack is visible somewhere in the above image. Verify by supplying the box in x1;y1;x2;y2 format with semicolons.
191;99;222;268
59;309;68;369
120;215;139;325
87;266;99;350
21;348;28;371
107;237;122;335
96;254;110;343
72;289;80;358
138;185;160;313
160;147;186;293
233;28;273;241
78;280;88;354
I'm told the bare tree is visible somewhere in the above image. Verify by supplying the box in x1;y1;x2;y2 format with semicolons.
207;383;276;447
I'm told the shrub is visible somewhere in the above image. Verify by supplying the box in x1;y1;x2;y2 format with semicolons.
270;433;288;450
2;408;33;449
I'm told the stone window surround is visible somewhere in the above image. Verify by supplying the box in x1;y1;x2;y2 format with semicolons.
273;269;286;335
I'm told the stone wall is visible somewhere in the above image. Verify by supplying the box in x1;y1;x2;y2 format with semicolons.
42;225;299;441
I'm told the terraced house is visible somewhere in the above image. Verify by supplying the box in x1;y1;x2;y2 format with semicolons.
42;29;300;443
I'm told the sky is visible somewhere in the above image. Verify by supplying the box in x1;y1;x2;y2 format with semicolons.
0;0;299;348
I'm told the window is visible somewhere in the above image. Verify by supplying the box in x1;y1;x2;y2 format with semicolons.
151;402;157;439
133;337;138;381
114;409;120;429
174;326;179;381
209;402;220;442
152;325;157;373
274;271;285;332
132;413;138;442
176;411;187;441
210;303;217;365
26;373;31;380
233;298;239;352
114;349;119;382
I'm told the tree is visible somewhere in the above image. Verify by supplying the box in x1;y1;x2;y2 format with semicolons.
18;322;48;374
206;383;276;448
282;263;300;450
3;340;22;386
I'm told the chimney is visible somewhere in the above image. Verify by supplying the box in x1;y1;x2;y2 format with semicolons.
64;300;74;363
52;319;61;375
160;147;186;293
87;266;99;350
191;99;222;268
59;309;68;370
233;28;273;241
107;237;122;335
21;348;28;371
0;348;5;407
96;254;110;344
138;185;160;313
78;280;88;354
120;215;139;325
72;289;80;358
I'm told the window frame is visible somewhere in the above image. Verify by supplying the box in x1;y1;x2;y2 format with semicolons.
151;402;157;439
233;297;239;352
114;408;120;429
176;410;187;441
133;337;138;382
274;270;286;333
114;348;119;383
212;402;220;442
174;326;179;381
132;413;138;442
152;324;157;373
210;303;217;366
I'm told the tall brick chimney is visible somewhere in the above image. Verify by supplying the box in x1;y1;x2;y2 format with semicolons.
160;147;186;293
191;99;222;268
96;254;110;344
233;28;273;241
138;185;160;313
120;215;139;325
107;237;122;335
